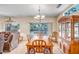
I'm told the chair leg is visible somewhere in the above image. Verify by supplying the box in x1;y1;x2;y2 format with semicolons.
0;52;2;54
8;44;11;52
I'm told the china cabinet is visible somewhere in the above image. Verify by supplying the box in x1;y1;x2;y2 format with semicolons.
58;15;79;54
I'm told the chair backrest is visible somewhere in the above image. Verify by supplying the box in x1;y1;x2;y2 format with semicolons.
11;32;19;49
52;32;58;37
27;34;30;42
9;34;13;43
4;32;10;41
32;40;46;46
0;32;4;43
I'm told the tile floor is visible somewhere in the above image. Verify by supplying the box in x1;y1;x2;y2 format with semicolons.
4;40;64;54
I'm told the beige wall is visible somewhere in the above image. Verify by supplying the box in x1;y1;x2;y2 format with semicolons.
0;16;57;40
56;14;63;32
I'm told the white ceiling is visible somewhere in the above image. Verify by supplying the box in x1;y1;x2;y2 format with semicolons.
0;4;71;17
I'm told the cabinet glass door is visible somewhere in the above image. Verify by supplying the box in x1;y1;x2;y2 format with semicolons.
74;22;79;39
66;22;71;41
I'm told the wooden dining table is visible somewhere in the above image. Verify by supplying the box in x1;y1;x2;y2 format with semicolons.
26;38;53;54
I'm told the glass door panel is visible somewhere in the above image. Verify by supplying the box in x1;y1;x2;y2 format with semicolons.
74;22;79;39
66;22;71;41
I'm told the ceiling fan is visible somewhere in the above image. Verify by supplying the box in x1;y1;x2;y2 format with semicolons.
4;17;15;23
57;4;62;8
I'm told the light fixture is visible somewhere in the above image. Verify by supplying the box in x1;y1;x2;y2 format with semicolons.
34;5;45;21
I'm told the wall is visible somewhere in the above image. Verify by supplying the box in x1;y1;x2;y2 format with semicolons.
0;17;7;32
0;16;57;40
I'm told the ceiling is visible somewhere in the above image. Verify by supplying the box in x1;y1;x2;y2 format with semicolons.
0;4;71;17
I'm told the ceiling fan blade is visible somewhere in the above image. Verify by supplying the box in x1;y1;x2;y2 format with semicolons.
57;4;62;8
4;17;15;22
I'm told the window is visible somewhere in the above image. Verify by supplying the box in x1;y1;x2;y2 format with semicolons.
5;23;20;32
30;23;48;38
64;4;79;16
